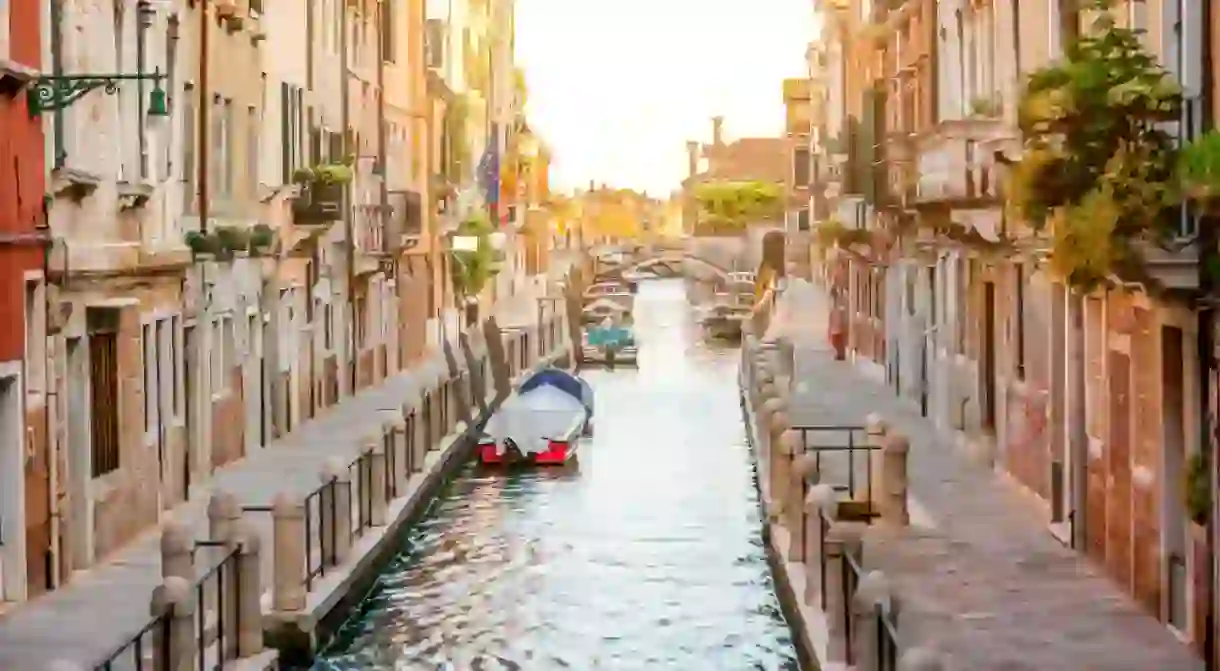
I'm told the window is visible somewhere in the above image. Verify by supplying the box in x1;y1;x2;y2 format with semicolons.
324;304;334;350
955;260;969;355
171;316;182;417
793;147;810;187
247;105;259;198
143;323;155;435
1014;263;1026;379
381;0;395;62
223;98;235;197
182;83;197;213
165;15;180;178
796;209;810;232
24;280;44;395
90;330;120;478
211;315;233;394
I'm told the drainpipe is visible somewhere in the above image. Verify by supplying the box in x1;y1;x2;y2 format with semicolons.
376;0;390;356
1201;0;1216;666
340;0;355;394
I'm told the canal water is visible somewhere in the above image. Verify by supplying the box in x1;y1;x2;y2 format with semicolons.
314;279;800;670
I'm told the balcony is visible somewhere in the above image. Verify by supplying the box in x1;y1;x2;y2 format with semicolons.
913;119;1016;209
290;183;343;229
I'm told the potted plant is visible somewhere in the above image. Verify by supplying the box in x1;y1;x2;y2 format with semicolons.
292;162;354;223
1178;130;1220;211
184;230;219;261
249;223;275;256
215;225;251;259
1010;1;1182;291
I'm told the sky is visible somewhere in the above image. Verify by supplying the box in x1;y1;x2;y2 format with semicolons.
514;0;816;197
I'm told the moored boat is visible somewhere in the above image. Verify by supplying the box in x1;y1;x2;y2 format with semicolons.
478;367;594;466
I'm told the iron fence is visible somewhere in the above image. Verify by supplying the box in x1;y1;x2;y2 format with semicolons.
92;611;171;671
348;450;375;542
876;601;900;671
841;543;863;666
192;542;241;670
383;428;399;500
303;478;338;591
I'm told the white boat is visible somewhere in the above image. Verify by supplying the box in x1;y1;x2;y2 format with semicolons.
478;367;593;466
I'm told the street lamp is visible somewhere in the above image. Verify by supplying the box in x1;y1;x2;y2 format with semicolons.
27;68;170;118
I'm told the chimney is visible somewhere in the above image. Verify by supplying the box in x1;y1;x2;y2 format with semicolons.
686;141;700;177
711;116;724;146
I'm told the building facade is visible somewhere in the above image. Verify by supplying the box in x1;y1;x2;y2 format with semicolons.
0;0;48;604
813;0;1216;656
0;0;538;609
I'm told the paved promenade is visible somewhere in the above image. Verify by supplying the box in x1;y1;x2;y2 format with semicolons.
0;290;552;671
772;279;1202;671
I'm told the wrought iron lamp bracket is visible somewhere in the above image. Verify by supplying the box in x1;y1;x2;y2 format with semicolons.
27;71;166;117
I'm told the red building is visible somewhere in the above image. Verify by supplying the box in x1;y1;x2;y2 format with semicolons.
0;0;49;603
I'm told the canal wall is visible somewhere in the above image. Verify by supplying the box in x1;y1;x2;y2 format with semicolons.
267;326;577;667
738;345;821;671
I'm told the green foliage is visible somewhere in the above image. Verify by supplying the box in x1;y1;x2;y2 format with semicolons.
814;217;871;249
215;226;251;257
450;212;498;299
292;162;355;186
1179;130;1220;203
1187;452;1211;525
694;181;784;232
1011;0;1182;290
184;230;218;256
250;224;275;251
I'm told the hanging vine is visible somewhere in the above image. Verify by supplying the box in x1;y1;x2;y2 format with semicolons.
1009;0;1182;290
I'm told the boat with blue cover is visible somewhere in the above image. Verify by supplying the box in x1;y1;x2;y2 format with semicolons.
478;366;594;466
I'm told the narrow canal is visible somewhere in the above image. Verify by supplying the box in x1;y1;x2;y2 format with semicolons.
314;279;800;670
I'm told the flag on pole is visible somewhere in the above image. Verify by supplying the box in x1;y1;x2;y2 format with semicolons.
477;131;500;207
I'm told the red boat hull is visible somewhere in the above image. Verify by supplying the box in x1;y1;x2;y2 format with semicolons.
478;438;579;466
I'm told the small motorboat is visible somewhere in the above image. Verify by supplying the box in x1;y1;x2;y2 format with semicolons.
479;367;594;466
582;318;639;367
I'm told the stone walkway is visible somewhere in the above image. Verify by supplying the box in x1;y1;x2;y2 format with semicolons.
0;288;556;671
771;279;1203;671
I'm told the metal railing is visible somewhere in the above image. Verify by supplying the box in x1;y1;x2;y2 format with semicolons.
795;424;875;508
383;428;399;500
92;611;171;670
841;544;863;666
303;478;338;591
192;542;241;669
347;450;375;542
876;601;900;671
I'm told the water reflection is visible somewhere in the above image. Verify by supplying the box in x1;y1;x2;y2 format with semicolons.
315;279;799;670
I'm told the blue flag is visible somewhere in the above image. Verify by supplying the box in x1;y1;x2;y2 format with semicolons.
477;129;500;206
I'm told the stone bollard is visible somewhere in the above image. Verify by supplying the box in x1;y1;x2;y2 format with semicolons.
766;401;789;507
790;450;820;563
151;575;196;671
160;521;195;581
368;437;388;527
881;432;911;526
777;429;802;537
392;415;409;487
271;492;306;612
898;647;945;671
207;491;241;543
865;413;889;510
824;521;865;663
406;405;426;473
804;484;838;606
852;570;894;671
231;520;264;657
321;456;353;564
